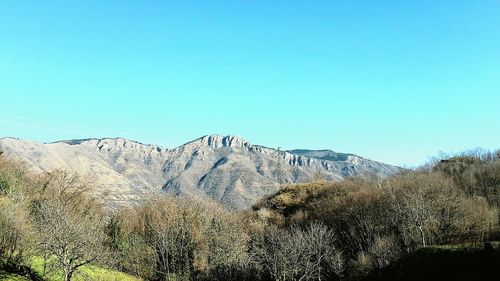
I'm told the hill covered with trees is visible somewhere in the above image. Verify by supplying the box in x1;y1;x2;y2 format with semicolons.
1;149;499;281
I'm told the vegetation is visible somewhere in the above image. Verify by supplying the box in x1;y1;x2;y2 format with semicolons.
31;172;109;281
0;270;30;281
362;243;500;281
0;148;499;280
29;256;141;281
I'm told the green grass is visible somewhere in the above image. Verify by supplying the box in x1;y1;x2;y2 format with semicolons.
0;269;31;281
28;256;142;281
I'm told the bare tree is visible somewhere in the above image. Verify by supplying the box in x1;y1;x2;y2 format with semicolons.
252;225;304;281
253;223;341;281
0;197;32;261
303;223;339;281
329;251;345;279
204;204;250;279
400;185;434;247
31;171;108;281
141;198;198;280
0;157;33;262
367;236;400;270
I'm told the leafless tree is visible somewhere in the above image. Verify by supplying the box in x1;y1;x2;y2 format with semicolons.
400;185;434;247
135;197;251;280
367;236;400;270
0;196;32;261
252;225;301;281
303;223;340;281
204;204;250;279
31;171;108;281
329;251;345;279
253;223;341;281
141;198;197;280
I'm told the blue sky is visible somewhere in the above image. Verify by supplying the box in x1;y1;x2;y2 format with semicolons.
0;1;499;166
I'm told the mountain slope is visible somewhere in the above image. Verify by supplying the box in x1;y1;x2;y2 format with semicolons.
0;135;400;209
0;137;166;206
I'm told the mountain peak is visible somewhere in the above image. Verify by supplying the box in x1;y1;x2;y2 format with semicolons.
0;135;400;209
193;134;251;149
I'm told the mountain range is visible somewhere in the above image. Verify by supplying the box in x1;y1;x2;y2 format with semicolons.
0;135;400;209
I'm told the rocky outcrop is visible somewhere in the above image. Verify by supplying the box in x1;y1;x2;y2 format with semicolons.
0;135;400;209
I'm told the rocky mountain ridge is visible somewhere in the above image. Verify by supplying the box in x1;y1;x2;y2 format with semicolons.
0;135;400;209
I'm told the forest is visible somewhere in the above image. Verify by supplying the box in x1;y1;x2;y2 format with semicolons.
1;150;499;281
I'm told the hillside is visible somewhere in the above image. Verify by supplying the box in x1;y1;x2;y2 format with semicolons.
1;146;498;281
0;135;400;209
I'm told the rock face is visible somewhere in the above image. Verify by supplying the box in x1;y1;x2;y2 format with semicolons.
0;135;400;209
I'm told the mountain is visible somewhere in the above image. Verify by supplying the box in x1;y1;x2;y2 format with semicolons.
0;135;400;209
288;149;354;162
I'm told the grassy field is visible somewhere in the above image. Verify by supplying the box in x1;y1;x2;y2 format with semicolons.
0;257;142;281
31;257;142;281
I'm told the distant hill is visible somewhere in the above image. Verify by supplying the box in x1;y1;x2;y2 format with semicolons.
0;135;400;209
288;149;354;161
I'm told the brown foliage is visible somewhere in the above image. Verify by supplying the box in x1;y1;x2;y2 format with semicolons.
254;166;499;279
31;171;109;281
111;196;250;280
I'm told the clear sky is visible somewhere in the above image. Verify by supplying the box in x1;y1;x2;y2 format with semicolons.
1;1;499;167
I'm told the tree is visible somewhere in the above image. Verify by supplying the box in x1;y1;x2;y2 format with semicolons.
31;171;108;281
400;185;433;247
140;198;198;281
367;236;400;270
253;223;341;281
303;223;340;281
0;156;32;262
330;251;345;280
0;197;32;262
204;204;250;280
252;225;301;281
